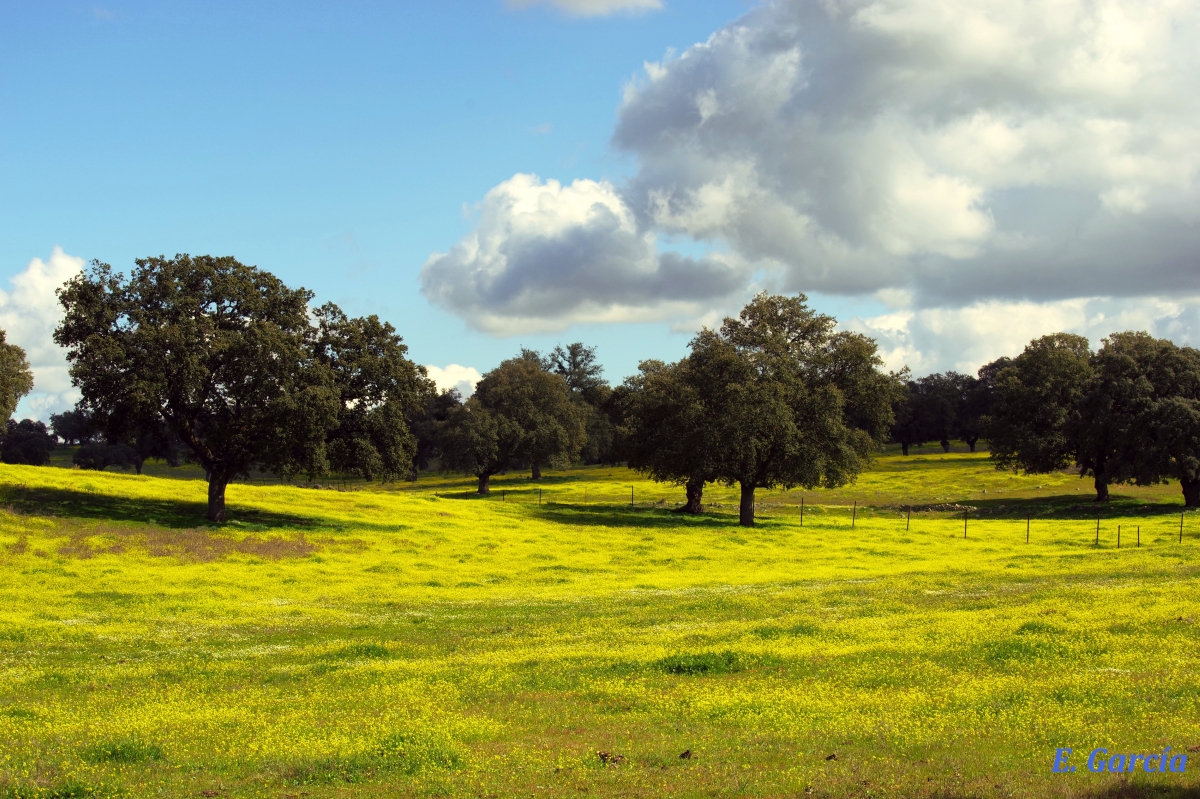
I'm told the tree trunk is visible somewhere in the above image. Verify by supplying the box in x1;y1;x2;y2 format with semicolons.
674;476;704;514
940;439;950;453
134;456;145;476
1182;477;1199;508
739;482;755;527
477;473;491;495
901;442;909;456
207;472;230;523
531;460;542;480
966;437;978;453
1093;473;1110;502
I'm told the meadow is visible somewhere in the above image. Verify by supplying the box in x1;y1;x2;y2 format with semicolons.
2;450;1199;798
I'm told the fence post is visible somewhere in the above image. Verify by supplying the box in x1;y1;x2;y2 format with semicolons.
539;488;542;506
800;497;804;526
503;490;506;502
852;500;857;529
906;505;911;531
964;508;968;538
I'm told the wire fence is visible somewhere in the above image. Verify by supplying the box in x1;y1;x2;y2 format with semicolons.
424;486;1197;546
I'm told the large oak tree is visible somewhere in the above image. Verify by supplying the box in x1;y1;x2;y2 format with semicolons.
689;293;900;527
55;255;340;522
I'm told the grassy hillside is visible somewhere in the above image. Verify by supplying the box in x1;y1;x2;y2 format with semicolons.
1;456;1198;797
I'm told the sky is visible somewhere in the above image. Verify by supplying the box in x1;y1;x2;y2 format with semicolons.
3;0;1199;420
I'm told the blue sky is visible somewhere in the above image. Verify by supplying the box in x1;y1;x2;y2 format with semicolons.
1;0;751;410
3;0;1199;418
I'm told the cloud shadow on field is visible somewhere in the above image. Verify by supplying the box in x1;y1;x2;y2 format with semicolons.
0;483;314;529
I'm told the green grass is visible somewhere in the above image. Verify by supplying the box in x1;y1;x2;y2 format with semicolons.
1;452;1198;797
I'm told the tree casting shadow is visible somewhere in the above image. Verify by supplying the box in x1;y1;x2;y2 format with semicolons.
0;483;314;529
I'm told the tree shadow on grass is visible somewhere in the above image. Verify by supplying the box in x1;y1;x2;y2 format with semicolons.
927;494;1194;520
530;503;765;530
0;483;314;529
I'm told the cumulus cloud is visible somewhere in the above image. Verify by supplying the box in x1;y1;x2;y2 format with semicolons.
615;0;1200;304
0;247;84;421
506;0;662;17
424;0;1200;361
425;364;482;398
848;295;1200;376
420;174;750;334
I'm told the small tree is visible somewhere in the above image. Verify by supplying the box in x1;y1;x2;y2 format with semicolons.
439;398;519;494
55;255;340;522
986;333;1094;494
0;330;34;421
890;379;925;456
478;356;586;480
411;388;463;473
548;342;615;464
313;305;433;482
0;419;57;466
50;409;99;445
618;359;719;513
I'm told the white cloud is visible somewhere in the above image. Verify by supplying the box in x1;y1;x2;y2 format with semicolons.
425;364;482;398
506;0;662;17
420;173;750;335
0;247;84;421
847;296;1200;376
614;0;1200;303
425;0;1200;365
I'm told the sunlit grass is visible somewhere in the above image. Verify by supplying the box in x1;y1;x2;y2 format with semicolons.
1;460;1198;797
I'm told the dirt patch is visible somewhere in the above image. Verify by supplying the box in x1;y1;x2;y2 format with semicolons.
52;521;318;562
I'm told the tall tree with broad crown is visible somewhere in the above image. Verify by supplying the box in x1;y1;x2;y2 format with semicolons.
55;255;340;522
692;293;900;527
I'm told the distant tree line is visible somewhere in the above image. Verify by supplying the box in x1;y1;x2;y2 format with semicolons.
891;333;1200;507
0;252;1188;522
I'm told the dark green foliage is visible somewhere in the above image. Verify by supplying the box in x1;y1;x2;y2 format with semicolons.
548;343;616;464
410;388;462;472
325;643;392;660
1130;336;1200;506
82;738;164;764
986;331;1200;505
689;293;902;526
891;371;988;454
313;304;432;482
986;333;1093;481
440;356;586;491
0;419;56;466
0;329;33;422
655;650;745;675
55;255;341;522
49;409;97;445
73;442;138;472
547;342;607;407
617;359;719;513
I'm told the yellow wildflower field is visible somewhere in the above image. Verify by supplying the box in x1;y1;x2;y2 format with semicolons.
0;457;1197;797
